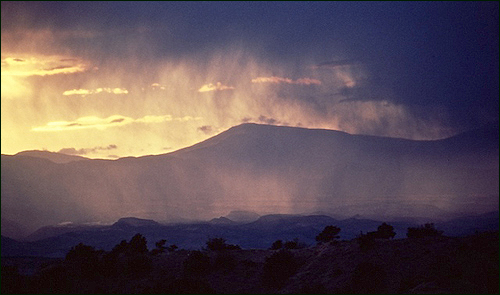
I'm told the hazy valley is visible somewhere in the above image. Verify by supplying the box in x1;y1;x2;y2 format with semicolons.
2;123;498;237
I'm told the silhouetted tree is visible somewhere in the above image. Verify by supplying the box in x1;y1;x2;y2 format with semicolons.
167;244;178;252
376;222;396;239
407;223;443;238
65;242;100;279
206;237;240;251
225;244;241;250
151;239;167;255
284;239;298;249
316;225;341;243
111;239;129;256
129;233;148;254
206;237;227;251
270;239;283;250
283;238;307;249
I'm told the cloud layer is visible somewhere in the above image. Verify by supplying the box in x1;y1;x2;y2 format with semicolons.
32;115;201;132
251;76;321;85
63;87;129;96
1;2;497;158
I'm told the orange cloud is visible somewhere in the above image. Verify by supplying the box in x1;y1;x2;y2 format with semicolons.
198;82;235;92
32;114;202;132
150;83;166;90
251;76;321;85
63;87;129;96
1;55;89;77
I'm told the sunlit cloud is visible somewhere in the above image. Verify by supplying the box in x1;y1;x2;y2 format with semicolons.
32;114;202;132
251;76;321;85
1;55;89;77
150;83;166;90
63;87;129;96
58;144;117;155
198;82;235;92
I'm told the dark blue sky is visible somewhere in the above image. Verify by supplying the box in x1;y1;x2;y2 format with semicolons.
1;1;498;157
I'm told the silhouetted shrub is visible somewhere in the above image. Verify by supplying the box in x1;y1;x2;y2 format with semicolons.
407;223;444;238
206;237;240;251
351;262;388;293
151;239;167;255
376;222;396;239
270;239;283;250
65;242;100;279
206;237;227;251
362;222;397;241
129;233;149;253
110;233;149;257
283;238;307;249
262;250;299;289
183;250;211;275
284;240;298;249
316;225;341;243
225;243;241;250
167;244;178;252
111;239;129;256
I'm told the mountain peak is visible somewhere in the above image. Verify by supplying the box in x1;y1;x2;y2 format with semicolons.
113;217;160;227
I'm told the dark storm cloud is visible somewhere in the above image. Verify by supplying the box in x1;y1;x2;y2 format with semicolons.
258;116;279;125
313;60;364;69
198;125;214;135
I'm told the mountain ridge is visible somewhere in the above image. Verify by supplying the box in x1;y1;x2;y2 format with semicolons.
2;123;498;236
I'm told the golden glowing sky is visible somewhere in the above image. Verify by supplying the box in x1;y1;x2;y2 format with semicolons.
1;2;497;159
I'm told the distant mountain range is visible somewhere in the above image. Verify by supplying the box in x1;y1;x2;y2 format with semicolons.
1;212;498;257
2;122;498;238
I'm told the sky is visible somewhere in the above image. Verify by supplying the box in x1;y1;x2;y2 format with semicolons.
1;1;498;159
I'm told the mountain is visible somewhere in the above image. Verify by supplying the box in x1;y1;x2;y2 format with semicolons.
113;217;160;228
1;218;29;240
224;210;261;223
1;123;498;236
14;150;89;163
